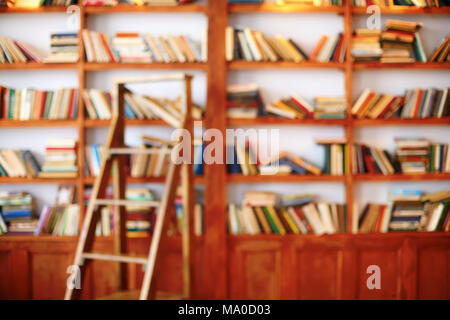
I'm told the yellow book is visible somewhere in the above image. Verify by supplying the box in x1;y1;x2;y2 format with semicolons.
267;206;286;235
275;36;303;63
282;208;300;234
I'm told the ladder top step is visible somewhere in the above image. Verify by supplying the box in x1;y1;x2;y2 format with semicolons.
82;252;148;265
94;199;160;207
109;148;171;155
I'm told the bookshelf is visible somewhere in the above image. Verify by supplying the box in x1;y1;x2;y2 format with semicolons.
0;1;449;300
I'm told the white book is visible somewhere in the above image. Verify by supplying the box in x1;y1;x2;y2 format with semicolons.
144;34;164;62
82;30;95;62
237;31;252;61
302;203;325;235
134;94;180;128
254;31;277;62
426;203;444;231
153;147;168;177
167;35;186;63
201;29;207;62
225;26;234;62
437;89;448;118
287;207;308;234
19;88;30;120
317;202;336;234
228;204;239;234
235;144;249;176
352;88;371;115
89;89;111;119
243;28;262;61
265;104;296;119
317;34;338;62
242;206;260;235
352;202;359;234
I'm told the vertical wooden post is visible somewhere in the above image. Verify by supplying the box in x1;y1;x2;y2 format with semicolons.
181;75;195;299
344;0;355;233
204;0;228;299
112;83;128;291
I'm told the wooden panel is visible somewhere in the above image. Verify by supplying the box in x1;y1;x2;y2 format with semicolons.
417;247;450;300
356;249;401;300
0;251;11;299
30;252;73;300
229;241;282;299
296;250;341;299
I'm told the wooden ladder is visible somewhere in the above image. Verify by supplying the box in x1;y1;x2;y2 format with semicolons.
65;73;194;300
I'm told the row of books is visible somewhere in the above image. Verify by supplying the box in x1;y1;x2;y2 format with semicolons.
83;30;206;63
39;139;78;178
228;191;347;235
44;33;79;63
1;87;78;120
353;139;450;175
83;88;203;121
429;35;450;63
0;192;36;235
226;84;346;120
352;87;449;119
355;189;449;233
353;0;450;8
83;0;195;5
0;149;40;177
276;0;343;5
3;0;77;7
34;204;80;235
0;35;42;63
226;26;345;63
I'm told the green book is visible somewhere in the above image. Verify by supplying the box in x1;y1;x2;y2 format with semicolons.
44;91;54;119
8;88;15;120
324;145;330;175
261;206;279;234
430;144;435;173
436;202;448;231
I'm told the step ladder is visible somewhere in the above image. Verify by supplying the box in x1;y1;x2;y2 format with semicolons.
65;73;195;300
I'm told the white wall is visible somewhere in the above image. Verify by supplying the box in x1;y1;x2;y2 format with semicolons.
0;10;449;212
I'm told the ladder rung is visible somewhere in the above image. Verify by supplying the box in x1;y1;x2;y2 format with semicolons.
82;252;148;265
94;199;160;207
109;148;171;155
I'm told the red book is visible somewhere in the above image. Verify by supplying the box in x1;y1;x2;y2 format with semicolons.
412;89;423;118
333;35;344;62
375;205;386;232
46;147;76;151
39;91;47;119
3;89;8;119
290;95;314;118
294;207;313;233
100;33;116;63
362;145;376;174
115;33;139;38
376;96;396;119
67;89;76;120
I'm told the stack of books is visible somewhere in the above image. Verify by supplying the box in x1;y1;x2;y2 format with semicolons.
226;84;265;119
314;96;346;119
1;86;78;120
352;143;398;175
429;35;450;63
41;0;78;5
0;36;43;63
125;188;155;238
310;33;346;62
380;20;425;63
0;149;41;177
395;137;429;174
258;151;322;176
389;189;424;232
352;87;449;119
39;139;78;178
228;191;347;235
35;204;80;235
44;33;79;63
353;0;450;8
225;26;308;62
112;32;152;63
357;203;390;233
351;29;382;62
265;94;313;119
82;30;117;63
315;138;348;175
0;192;36;235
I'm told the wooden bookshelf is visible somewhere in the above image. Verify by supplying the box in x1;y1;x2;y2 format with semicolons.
0;0;449;300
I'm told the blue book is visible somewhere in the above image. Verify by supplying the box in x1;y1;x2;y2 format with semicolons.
2;210;32;218
227;145;241;174
72;89;78;119
91;144;101;175
278;157;307;175
124;102;136;119
193;143;204;176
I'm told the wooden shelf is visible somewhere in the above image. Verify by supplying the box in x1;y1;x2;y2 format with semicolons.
354;173;450;182
84;4;207;14
0;6;69;14
0;62;78;70
228;60;346;70
83;175;204;185
353;62;450;70
228;117;347;126
229;3;344;13
227;174;345;183
0;119;79;127
0;177;78;184
352;6;450;15
84;62;207;71
84;118;170;127
353;118;450;126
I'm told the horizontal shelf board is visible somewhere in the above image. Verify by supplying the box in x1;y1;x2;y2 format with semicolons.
0;177;79;184
228;232;450;241
353;118;450;126
353;62;450;70
0;5;69;14
84;119;170;127
228;117;347;126
354;173;450;181
0;119;79;127
0;62;78;70
84;62;207;70
227;174;344;183
352;6;450;15
229;3;344;13
83;176;204;184
84;4;206;13
228;61;346;70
